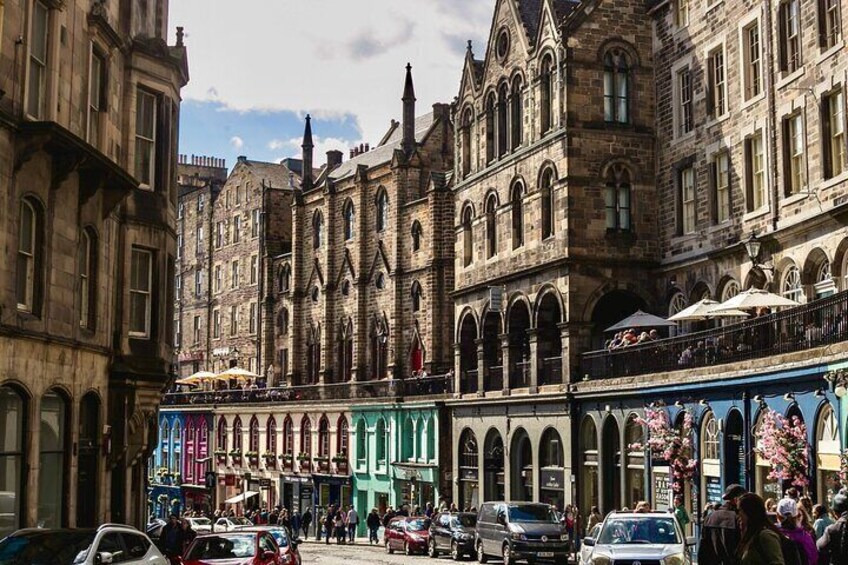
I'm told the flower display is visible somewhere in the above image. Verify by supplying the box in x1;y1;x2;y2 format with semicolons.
839;449;848;487
630;407;697;492
754;409;810;489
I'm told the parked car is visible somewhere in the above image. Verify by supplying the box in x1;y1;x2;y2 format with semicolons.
580;512;695;565
213;516;253;532
384;516;430;556
0;524;167;564
182;531;284;564
146;518;167;540
185;517;213;534
428;512;477;560
577;524;601;564
231;526;301;565
475;502;569;565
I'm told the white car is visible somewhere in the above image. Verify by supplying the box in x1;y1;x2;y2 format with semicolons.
578;524;601;564
185;516;213;534
213;516;254;532
0;523;167;564
581;512;695;565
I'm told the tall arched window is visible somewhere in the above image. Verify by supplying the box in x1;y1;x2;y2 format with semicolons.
782;264;803;302
266;416;277;453
540;168;555;239
17;197;44;313
411;221;423;252
160;420;171;470
318;417;330;457
0;386;25;536
232;417;243;452
279;266;291;292
375;418;387;463
605;164;632;231
411;281;422;312
343;200;355;241
77;392;100;526
540;54;554;134
370;318;389;379
376;189;389;232
486;193;498;258
278;308;289;334
312;211;323;250
248;416;259;453
356;420;367;464
497;82;509;157
485;92;496;162
511;75;523;150
511;181;524;248
301;416;312;456
39;390;68;528
283;417;294;455
217;416;228;451
172;421;182;479
462;206;474;267
337;416;349;456
461;107;473;177
604;49;631;124
700;411;720;507
79;227;98;329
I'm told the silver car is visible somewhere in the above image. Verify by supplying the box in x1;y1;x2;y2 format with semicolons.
581;512;695;565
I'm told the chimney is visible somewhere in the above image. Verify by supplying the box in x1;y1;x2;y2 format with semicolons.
402;63;416;155
349;149;355;159
237;155;247;164
433;103;450;122
301;115;314;189
364;143;370;152
326;150;343;169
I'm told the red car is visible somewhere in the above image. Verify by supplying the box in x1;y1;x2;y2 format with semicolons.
384;516;431;555
181;531;284;565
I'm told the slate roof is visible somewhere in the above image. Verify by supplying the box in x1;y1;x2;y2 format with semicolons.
516;0;580;46
237;159;301;189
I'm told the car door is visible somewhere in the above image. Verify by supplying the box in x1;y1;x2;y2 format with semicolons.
214;518;226;532
121;532;160;565
391;520;404;550
437;514;451;550
95;532;129;564
258;534;280;564
580;525;601;564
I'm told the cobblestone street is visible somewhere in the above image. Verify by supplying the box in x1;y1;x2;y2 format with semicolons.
298;539;474;565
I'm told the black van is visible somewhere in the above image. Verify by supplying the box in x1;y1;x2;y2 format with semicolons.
475;502;569;565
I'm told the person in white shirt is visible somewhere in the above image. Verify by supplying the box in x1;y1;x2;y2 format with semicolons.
346;506;359;543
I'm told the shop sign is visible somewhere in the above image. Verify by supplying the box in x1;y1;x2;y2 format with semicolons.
652;467;671;511
260;478;272;488
300;486;314;497
540;469;564;490
461;468;479;481
224;475;236;486
705;476;722;505
213;346;233;357
178;350;204;362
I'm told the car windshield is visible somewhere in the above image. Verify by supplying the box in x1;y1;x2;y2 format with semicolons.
187;534;256;560
507;505;558;523
268;530;289;547
232;517;252;526
190;518;211;526
406;519;428;532
0;531;96;565
452;515;477;528
597;517;681;545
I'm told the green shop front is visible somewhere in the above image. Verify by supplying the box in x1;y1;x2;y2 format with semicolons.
351;402;448;535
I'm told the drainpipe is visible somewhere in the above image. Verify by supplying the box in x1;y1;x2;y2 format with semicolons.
763;0;780;232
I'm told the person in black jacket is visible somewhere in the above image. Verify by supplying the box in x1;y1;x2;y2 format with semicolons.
301;508;313;539
366;508;381;545
324;505;336;545
698;484;745;565
817;488;848;565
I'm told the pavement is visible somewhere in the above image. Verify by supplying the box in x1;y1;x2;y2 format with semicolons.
299;538;454;565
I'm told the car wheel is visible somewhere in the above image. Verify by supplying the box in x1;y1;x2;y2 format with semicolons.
451;540;460;561
386;540;394;554
429;538;439;558
477;541;488;563
502;543;514;565
405;541;412;555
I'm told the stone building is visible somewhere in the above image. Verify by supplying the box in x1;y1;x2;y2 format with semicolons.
449;0;656;509
175;156;299;378
0;0;187;533
277;65;455;387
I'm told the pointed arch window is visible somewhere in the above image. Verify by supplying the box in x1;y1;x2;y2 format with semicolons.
462;206;474;267
540;168;555;239
411;281;422;313
217;416;228;451
605;164;632;231
277;308;289;334
486;193;498;258
283;417;294;455
375;418;388;463
511;181;524;249
232;417;243;452
248;416;259;453
266;416;277;453
540;55;555;134
411;221;423;252
337;416;349;456
312;211;323;250
301;416;312;456
318;417;330;457
339;319;354;381
604;49;631;124
343;200;355;241
497;82;509;158
485;92;496;163
376;189;389;232
511;75;524;150
371;318;389;379
461;107;473;177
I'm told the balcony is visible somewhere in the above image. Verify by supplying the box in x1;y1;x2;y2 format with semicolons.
580;291;848;380
162;373;455;406
484;367;503;392
539;357;563;386
460;370;478;394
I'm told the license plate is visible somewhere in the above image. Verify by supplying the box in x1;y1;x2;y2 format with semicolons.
537;552;554;557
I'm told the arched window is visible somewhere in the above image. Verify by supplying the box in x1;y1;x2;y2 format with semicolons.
782;264;803;302
217;416;228;451
540;54;554;134
701;411;720;461
462;206;474;267
721;279;740;301
232;417;243;451
815;257;836;298
77;392;100;526
604;49;631;124
318;417;330;457
39;390;68;528
376;189;389;232
669;292;688;317
277;308;289;334
172;421;182;478
540;168;555;239
370;318;389;379
337;416;349;455
356;420;367;464
266;417;277;453
461;107;473;177
343;200;355;241
458;429;478;469
283;417;294;455
411;221;423;252
511;75;523;150
301;417;312;456
497;82;509;157
248;416;259;453
605;164;632;231
485;92;496;163
486;193;498;258
79;228;97;330
511;181;524;248
160;420;170;469
17;197;44;313
0;385;26;534
375;273;385;290
411;281;422;312
312;211;323;250
375;418;387;463
279;266;291;292
816;404;841;504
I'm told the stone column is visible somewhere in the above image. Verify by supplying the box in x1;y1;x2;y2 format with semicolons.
475;338;485;395
453;343;462;396
527;329;539;393
558;322;571;386
499;333;511;392
25;393;41;527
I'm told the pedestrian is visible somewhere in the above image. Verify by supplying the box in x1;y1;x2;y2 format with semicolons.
324;505;335;545
776;497;817;565
735;493;785;565
449;502;458;512
180;518;197;554
673;495;690;533
586;506;602;532
634;501;651;513
291;510;302;540
382;506;395;528
301;507;313;540
269;506;279;525
347;505;359;543
424;502;434;518
334;510;346;544
817;488;848;564
367;507;381;545
813;504;834;540
160;514;184;559
699;485;745;565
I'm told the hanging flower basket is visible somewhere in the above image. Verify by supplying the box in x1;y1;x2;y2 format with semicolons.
630;407;697;492
755;409;810;489
840;450;848;487
157;494;169;505
296;453;310;462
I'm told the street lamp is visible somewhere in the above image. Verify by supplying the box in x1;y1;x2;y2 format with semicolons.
743;231;762;263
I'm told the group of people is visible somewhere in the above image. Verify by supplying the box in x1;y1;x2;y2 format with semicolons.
317;505;359;544
698;485;848;564
158;514;199;559
606;328;661;350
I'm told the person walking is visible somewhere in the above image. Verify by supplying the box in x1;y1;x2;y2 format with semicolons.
698;484;745;565
817;488;848;564
813;505;834;540
334;510;346;544
180;518;197;554
673;495;690;533
301;508;313;540
586;506;602;532
291;510;302;540
347;505;359;543
324;505;336;545
367;508;381;545
160;514;185;560
735;493;785;565
776;497;818;565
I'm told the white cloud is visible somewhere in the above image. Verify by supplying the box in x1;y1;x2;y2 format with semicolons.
169;0;491;145
230;136;244;150
275;135;359;166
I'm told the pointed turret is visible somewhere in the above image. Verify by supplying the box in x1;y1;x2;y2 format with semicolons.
402;63;416;155
302;114;314;189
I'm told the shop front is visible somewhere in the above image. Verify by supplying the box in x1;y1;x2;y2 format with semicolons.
312;473;352;513
280;474;313;515
393;463;438;511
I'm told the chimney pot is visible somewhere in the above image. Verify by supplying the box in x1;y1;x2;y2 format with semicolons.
365;143;370;152
326;150;343;168
237;155;247;163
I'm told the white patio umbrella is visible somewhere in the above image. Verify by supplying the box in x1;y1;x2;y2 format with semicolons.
175;371;216;386
216;367;260;380
667;299;751;321
712;288;801;312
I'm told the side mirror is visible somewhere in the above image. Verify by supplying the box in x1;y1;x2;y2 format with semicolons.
685;536;697;547
583;537;595;547
95;552;114;565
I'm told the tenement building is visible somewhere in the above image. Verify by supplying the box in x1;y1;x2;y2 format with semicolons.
0;0;187;533
449;0;656;510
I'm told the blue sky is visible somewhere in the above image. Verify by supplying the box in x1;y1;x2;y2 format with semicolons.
169;0;492;169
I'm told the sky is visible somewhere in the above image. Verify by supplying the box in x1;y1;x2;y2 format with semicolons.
168;1;494;169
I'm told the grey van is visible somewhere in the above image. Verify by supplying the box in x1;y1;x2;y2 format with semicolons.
475;502;569;565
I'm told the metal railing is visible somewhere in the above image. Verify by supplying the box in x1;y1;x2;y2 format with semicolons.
580;290;848;380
